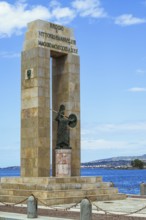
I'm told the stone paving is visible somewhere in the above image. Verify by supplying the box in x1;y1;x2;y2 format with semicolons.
1;197;146;219
93;198;146;217
52;197;146;218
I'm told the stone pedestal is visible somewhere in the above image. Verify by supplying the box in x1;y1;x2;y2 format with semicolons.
55;149;71;177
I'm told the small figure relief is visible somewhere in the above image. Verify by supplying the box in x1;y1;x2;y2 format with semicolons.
27;69;31;80
55;104;77;149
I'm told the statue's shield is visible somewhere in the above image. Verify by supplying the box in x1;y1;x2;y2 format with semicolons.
68;114;77;128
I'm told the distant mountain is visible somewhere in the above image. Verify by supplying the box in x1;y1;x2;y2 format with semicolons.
0;166;20;170
81;154;146;168
1;155;146;169
90;154;146;163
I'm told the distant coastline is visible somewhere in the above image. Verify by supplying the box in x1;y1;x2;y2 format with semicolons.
0;166;145;170
81;154;146;169
0;166;20;170
1;154;146;170
81;166;146;170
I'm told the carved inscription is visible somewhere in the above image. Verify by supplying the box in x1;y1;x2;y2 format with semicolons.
38;31;76;45
38;40;78;54
38;25;78;54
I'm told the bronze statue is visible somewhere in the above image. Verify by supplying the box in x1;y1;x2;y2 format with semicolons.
55;104;77;149
27;69;31;80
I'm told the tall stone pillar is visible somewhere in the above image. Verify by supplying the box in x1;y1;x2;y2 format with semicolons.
21;19;80;177
52;54;80;176
21;47;50;177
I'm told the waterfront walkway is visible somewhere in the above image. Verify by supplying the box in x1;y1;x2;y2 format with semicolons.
1;197;146;219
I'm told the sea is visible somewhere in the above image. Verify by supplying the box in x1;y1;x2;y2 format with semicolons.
0;167;145;195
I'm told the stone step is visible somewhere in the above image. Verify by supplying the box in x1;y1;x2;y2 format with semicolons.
0;193;126;206
0;176;126;207
0;187;118;198
0;176;102;184
0;182;110;191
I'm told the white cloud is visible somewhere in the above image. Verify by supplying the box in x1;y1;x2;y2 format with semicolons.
72;0;107;18
81;122;146;153
49;0;75;24
0;51;20;58
49;0;61;8
81;138;146;150
128;87;146;92
1;1;145;38
0;1;51;37
51;7;75;24
82;121;146;135
115;14;146;26
82;139;125;149
0;0;107;38
17;0;27;3
136;69;146;75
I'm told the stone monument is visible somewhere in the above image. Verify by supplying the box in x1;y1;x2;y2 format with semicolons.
0;20;126;206
21;19;80;177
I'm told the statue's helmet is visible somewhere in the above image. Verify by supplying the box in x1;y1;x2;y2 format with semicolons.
59;104;65;111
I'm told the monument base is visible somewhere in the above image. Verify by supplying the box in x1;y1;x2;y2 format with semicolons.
55;149;71;177
0;176;126;206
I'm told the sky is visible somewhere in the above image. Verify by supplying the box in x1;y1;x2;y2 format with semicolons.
0;0;146;167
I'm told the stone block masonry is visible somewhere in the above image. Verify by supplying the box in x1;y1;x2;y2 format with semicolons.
21;47;50;177
21;20;80;177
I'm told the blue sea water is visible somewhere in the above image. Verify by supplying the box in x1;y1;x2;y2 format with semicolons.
81;168;146;195
0;167;145;195
0;168;20;177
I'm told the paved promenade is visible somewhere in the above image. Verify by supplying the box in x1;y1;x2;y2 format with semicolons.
1;197;146;219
